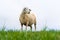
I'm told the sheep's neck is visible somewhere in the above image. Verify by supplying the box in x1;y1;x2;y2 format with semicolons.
21;13;25;19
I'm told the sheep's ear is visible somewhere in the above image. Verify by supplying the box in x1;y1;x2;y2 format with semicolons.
29;9;31;11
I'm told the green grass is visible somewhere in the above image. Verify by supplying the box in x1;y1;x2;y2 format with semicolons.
0;30;59;40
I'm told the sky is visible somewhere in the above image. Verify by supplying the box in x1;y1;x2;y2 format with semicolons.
0;0;60;31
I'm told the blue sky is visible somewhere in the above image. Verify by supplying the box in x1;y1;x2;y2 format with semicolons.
0;0;60;31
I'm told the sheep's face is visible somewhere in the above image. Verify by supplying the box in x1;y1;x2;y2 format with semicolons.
23;7;31;14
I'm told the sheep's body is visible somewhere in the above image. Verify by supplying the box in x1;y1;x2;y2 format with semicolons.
19;7;36;31
20;13;36;26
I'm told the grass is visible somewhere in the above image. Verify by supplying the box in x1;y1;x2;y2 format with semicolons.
0;30;59;40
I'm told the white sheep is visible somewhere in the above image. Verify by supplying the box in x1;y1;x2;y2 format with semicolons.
19;7;36;31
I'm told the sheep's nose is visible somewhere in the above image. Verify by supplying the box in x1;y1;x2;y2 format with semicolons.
28;12;30;14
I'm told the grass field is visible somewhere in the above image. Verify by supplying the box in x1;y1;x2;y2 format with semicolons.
0;30;60;40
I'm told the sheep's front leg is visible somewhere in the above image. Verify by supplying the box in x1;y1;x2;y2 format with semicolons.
30;25;32;31
21;24;23;31
26;22;29;31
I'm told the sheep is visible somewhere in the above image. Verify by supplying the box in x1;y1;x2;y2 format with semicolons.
19;7;36;31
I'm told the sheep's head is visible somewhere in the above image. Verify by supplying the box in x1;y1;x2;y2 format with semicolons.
23;7;31;14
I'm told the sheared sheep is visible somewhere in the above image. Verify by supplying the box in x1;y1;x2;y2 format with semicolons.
19;7;36;31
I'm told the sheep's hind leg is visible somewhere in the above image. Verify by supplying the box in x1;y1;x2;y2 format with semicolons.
34;24;36;31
